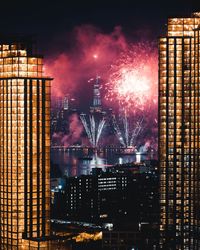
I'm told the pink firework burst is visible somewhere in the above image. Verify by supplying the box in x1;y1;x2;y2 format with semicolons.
105;42;158;113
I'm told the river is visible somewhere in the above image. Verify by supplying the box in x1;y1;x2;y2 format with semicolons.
50;147;156;177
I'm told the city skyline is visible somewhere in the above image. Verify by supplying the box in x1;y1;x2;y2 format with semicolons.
0;2;197;151
1;3;200;250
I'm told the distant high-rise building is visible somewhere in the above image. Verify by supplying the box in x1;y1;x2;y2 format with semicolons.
90;75;102;113
55;97;62;110
0;37;52;249
63;95;69;110
159;12;200;249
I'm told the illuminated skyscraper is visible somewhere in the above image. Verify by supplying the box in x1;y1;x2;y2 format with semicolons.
90;75;102;113
63;95;69;110
159;13;200;249
0;37;52;249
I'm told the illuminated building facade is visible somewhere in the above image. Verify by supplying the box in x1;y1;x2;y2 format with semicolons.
64;166;159;226
90;75;102;113
63;96;69;110
0;37;52;249
159;12;200;249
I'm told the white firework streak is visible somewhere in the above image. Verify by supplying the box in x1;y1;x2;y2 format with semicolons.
112;113;143;148
80;114;106;147
112;115;126;147
129;117;143;146
90;115;96;147
80;114;93;146
96;118;106;147
123;111;129;147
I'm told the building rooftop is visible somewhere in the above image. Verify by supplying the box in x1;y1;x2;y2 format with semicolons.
192;12;200;17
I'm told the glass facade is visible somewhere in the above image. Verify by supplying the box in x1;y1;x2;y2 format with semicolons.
0;40;52;249
159;13;200;249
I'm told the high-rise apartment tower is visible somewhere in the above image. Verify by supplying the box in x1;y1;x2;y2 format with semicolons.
159;12;200;249
0;37;52;249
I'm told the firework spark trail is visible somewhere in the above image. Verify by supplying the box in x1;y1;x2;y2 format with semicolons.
129;117;143;147
123;111;129;147
105;42;157;113
90;116;96;146
80;114;93;146
112;115;126;147
112;112;143;148
96;118;106;146
80;114;106;147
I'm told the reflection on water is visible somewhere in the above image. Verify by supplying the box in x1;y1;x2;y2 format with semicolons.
51;148;152;177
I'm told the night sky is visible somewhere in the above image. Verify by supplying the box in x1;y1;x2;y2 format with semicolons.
1;0;200;149
0;0;199;53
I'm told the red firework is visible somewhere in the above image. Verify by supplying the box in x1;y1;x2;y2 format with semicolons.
105;42;158;114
